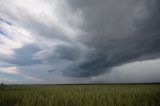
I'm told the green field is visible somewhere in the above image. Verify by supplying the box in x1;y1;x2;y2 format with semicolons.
0;84;160;106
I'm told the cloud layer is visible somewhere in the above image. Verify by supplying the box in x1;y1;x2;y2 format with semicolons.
0;0;160;83
63;0;160;77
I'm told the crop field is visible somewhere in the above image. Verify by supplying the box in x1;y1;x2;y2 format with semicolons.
0;84;160;106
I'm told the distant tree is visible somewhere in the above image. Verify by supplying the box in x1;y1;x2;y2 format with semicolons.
1;83;5;86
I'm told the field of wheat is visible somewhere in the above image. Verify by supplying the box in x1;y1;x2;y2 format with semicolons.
0;84;160;106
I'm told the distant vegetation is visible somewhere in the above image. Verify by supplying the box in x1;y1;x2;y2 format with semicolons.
0;84;160;106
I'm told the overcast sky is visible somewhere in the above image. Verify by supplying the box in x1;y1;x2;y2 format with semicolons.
0;0;160;84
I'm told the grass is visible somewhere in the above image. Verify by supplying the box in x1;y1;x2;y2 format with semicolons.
0;84;160;106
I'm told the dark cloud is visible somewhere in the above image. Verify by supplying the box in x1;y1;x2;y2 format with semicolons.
61;0;160;77
7;45;41;66
52;44;83;61
1;0;160;81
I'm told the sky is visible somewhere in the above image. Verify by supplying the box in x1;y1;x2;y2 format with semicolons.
0;0;160;84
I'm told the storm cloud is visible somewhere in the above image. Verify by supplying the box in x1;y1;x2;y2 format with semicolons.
62;0;160;77
0;0;160;83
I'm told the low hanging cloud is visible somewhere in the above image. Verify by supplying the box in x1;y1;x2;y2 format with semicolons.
0;0;160;81
62;0;160;77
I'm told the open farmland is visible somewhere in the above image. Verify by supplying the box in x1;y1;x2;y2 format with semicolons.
0;84;160;106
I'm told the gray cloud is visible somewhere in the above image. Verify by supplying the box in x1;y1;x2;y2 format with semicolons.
0;0;160;83
7;45;41;66
62;0;160;77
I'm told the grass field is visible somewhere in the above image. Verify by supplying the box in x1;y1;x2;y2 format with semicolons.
0;84;160;106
